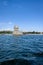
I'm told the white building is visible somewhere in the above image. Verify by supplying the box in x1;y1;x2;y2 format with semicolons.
13;26;23;35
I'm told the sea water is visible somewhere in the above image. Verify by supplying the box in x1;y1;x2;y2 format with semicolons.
0;34;43;65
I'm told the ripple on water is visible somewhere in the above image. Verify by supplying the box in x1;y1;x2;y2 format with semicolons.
0;35;43;65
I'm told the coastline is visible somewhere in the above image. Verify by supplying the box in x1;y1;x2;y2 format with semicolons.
0;34;43;35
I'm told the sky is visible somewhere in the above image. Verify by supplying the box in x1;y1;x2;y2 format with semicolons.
0;0;43;32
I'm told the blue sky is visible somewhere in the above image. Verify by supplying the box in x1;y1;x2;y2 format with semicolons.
0;0;43;32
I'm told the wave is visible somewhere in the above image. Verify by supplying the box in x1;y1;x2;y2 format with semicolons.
0;52;43;65
0;58;39;65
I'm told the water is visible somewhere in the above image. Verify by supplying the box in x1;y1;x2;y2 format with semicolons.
0;34;43;65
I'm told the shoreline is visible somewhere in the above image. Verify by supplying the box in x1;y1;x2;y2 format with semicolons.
0;34;43;35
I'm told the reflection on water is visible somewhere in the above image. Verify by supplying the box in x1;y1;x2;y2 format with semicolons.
0;34;43;65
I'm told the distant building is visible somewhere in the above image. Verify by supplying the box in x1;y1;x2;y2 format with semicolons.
40;32;43;34
13;26;23;35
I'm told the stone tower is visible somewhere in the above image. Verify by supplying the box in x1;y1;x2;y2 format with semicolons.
13;25;23;35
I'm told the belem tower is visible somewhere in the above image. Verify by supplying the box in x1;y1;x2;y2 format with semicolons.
13;26;23;35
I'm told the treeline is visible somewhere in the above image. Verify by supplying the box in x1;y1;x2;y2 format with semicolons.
0;31;13;34
23;31;43;34
0;31;43;34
